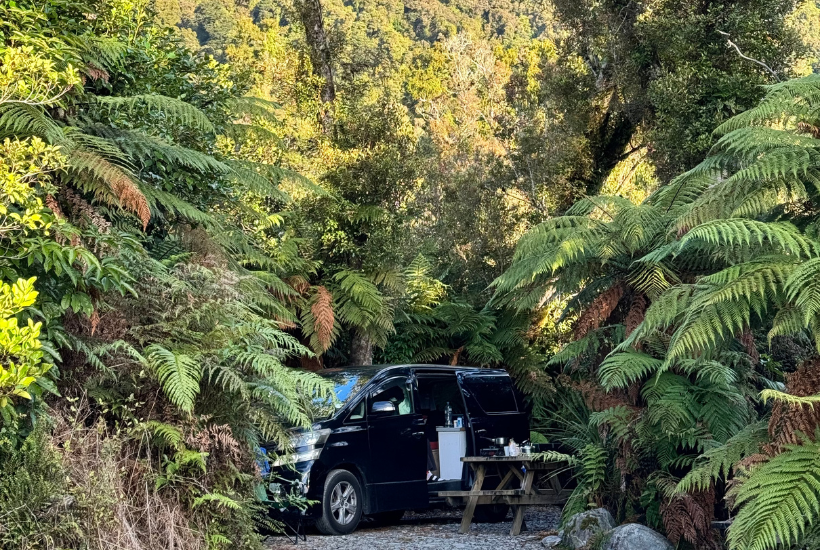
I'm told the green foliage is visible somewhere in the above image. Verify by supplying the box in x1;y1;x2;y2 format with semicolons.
0;424;80;548
145;344;201;412
676;420;768;494
0;277;53;438
496;73;820;543
728;431;820;550
1;0;817;545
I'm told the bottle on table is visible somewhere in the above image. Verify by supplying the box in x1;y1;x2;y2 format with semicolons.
444;402;453;427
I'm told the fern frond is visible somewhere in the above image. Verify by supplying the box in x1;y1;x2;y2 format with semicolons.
676;420;768;494
300;286;335;353
599;350;663;390
0;103;64;143
589;405;635;442
786;257;820;324
146;344;202;412
622;286;694;348
93;94;215;133
143;420;184;450
648;172;713;211
715;74;820;133
760;389;820;408
680;219;815;258
768;305;805;341
66;148;151;228
141;186;215;226
193;493;241;510
91;126;229;173
727;430;820;550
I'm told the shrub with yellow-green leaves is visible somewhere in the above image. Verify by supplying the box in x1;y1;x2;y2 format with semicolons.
0;277;52;430
0;137;63;241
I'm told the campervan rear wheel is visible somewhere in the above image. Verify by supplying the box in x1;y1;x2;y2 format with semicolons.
473;503;510;523
315;469;363;535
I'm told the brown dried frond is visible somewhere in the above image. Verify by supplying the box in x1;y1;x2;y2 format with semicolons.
574;283;624;339
311;286;335;352
89;309;100;335
275;315;297;330
765;358;820;453
45;194;64;219
85;64;110;83
734;452;770;473
70;150;150;229
571;379;631;412
300;355;323;371
797;121;820;138
739;328;759;364
661;487;718;549
64;188;112;235
286;275;311;295
188;424;241;463
624;293;647;337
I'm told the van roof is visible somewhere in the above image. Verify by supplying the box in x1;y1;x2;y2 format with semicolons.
317;364;507;376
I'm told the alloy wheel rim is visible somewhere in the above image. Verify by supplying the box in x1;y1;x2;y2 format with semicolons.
330;481;357;525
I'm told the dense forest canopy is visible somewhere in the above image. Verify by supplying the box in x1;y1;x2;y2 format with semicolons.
2;0;820;547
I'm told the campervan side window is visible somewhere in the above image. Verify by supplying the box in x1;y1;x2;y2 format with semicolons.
370;377;414;416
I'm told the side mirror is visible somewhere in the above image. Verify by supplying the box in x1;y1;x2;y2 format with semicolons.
370;401;396;415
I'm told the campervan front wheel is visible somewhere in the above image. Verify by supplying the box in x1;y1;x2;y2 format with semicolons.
315;469;363;535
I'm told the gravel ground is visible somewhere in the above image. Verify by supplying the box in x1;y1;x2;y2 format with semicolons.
264;505;561;549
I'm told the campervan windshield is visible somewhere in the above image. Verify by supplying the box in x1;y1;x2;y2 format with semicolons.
310;369;377;420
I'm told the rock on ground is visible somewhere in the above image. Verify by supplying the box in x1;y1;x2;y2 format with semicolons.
264;505;561;550
559;508;615;549
602;523;674;550
540;535;562;548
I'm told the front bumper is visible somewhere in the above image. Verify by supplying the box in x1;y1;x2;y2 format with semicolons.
268;460;315;496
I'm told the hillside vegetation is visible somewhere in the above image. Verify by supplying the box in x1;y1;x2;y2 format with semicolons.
2;0;820;547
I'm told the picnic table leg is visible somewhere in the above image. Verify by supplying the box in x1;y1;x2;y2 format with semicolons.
547;470;563;495
459;465;485;534
510;467;535;536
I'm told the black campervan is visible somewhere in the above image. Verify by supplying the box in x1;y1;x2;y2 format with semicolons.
263;364;529;535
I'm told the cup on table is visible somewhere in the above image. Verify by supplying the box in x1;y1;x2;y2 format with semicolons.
504;446;510;456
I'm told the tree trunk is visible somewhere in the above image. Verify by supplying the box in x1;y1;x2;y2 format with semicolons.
294;0;335;134
350;331;373;365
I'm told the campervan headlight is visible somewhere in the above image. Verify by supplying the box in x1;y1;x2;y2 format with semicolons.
272;428;331;466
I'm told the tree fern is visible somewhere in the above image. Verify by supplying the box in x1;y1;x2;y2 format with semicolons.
727;430;820;550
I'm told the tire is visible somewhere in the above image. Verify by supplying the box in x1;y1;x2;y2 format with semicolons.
473;503;510;523
369;509;405;525
315;469;364;535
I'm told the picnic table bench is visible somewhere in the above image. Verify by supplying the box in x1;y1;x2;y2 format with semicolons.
438;455;572;536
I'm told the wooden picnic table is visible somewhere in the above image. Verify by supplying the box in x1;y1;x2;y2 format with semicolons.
438;455;571;536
